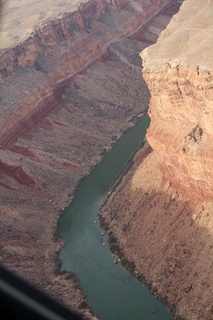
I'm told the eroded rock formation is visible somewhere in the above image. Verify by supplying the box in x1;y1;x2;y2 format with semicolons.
141;0;213;201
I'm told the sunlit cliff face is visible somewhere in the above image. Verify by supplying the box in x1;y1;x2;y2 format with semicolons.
141;0;213;201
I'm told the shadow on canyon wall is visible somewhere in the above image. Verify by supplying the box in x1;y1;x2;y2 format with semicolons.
102;147;213;320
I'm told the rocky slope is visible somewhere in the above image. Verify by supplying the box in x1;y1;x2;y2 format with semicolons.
101;0;213;319
0;0;177;318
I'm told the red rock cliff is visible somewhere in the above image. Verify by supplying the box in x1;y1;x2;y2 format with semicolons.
141;0;213;201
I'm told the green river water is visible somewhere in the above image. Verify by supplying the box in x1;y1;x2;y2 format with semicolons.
58;115;173;320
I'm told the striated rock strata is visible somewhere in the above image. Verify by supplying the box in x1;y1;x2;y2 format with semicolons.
0;0;171;147
141;0;213;201
101;0;213;320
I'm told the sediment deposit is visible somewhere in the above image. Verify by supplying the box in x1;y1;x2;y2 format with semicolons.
0;0;177;318
102;0;213;319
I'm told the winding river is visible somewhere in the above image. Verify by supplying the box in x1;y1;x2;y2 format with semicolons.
58;115;173;320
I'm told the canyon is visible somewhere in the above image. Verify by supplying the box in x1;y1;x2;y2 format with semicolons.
101;0;213;319
1;0;212;319
0;0;177;319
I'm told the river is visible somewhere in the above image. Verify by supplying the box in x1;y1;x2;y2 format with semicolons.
58;115;173;320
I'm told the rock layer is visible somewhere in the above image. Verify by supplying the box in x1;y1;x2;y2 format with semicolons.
0;0;171;148
141;0;213;200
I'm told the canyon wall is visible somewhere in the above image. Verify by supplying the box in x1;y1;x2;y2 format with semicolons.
0;0;169;79
139;0;213;317
0;0;171;149
141;0;213;201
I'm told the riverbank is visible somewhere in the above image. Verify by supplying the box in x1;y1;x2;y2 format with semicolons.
58;116;174;320
100;145;213;320
98;143;181;318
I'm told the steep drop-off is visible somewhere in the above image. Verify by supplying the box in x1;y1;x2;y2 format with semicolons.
0;0;178;318
142;0;213;201
101;0;213;319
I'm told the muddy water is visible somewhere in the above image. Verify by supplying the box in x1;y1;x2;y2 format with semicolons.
58;115;173;320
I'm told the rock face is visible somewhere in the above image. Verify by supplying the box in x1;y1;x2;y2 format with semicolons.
141;0;213;201
100;1;213;320
0;0;170;79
